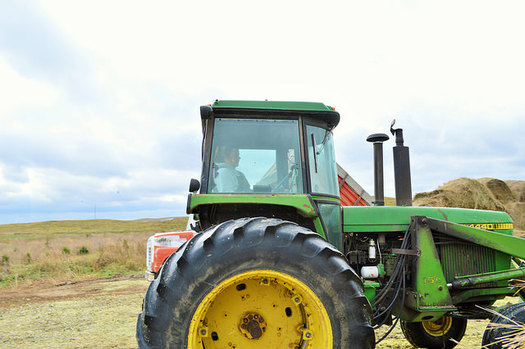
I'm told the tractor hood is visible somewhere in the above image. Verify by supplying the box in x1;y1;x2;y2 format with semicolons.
343;206;514;235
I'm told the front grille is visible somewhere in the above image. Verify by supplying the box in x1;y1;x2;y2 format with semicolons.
437;240;497;286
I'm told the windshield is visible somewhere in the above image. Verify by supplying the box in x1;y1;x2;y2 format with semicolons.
209;118;303;194
307;125;339;196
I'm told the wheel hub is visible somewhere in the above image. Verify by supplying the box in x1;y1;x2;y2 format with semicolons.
188;270;332;348
422;316;453;336
239;312;267;339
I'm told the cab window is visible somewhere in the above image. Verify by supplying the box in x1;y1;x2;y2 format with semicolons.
306;125;339;196
209;118;303;194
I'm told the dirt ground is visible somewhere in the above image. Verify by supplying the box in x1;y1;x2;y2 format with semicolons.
0;276;148;348
0;275;505;348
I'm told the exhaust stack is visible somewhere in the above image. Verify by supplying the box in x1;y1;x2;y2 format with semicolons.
366;133;390;206
390;120;413;206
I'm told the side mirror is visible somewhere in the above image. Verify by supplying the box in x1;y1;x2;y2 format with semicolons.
189;178;201;193
200;105;213;120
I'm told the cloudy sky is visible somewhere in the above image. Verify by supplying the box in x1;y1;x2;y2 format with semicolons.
0;0;524;224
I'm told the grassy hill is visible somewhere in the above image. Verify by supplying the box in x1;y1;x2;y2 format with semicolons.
0;217;188;239
0;217;188;287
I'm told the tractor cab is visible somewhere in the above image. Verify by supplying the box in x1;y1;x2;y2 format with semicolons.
199;100;340;196
191;100;343;247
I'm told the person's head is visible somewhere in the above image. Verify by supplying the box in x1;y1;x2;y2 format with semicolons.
216;145;240;167
224;147;240;167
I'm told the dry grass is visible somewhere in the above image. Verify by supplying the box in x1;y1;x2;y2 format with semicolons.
0;277;149;348
0;218;187;287
483;301;525;349
512;279;525;294
487;322;525;349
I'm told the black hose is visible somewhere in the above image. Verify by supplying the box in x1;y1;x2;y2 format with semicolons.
372;228;411;305
375;265;407;345
372;226;411;335
373;266;404;321
372;253;407;327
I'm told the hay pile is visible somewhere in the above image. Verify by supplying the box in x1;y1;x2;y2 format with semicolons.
413;178;525;236
506;180;525;202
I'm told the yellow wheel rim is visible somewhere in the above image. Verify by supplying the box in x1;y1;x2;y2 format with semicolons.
422;316;453;337
188;270;333;349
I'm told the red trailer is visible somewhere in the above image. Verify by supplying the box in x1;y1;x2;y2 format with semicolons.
337;163;372;206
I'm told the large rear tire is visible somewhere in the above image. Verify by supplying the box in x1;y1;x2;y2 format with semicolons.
482;302;525;349
400;316;467;349
136;217;375;348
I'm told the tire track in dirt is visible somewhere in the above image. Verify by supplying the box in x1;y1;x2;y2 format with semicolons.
0;275;147;308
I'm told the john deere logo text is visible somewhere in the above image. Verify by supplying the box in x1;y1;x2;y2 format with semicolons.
466;223;514;230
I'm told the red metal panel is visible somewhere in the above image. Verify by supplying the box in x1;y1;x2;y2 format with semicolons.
338;176;369;207
152;246;178;273
151;231;194;273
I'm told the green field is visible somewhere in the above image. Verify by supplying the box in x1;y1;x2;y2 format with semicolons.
0;217;188;287
0;217;188;240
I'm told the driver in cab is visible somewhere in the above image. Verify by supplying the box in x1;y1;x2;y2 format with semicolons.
214;146;251;193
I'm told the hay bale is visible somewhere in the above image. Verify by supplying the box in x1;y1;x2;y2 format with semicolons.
505;180;525;202
505;202;525;233
478;178;516;203
414;178;525;232
515;230;525;239
413;177;506;212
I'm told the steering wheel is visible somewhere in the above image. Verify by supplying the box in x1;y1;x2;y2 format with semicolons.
272;165;299;193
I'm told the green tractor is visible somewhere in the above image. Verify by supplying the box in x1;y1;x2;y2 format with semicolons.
137;100;525;349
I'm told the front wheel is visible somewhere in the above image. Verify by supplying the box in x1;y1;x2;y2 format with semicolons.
400;316;467;349
482;302;525;349
136;217;374;348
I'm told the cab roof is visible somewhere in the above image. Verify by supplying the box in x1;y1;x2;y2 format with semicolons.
209;100;340;128
212;100;336;112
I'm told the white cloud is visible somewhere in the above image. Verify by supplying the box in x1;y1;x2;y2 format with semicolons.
0;58;60;114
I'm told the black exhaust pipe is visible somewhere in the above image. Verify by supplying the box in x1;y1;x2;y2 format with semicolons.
367;133;390;206
390;120;413;206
